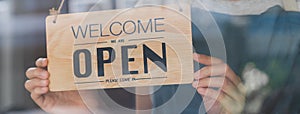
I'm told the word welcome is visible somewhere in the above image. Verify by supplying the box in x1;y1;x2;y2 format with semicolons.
71;18;165;39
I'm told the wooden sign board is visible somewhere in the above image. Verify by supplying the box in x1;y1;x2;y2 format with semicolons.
46;5;193;91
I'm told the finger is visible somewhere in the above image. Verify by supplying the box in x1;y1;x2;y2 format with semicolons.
31;87;48;106
25;79;49;92
33;87;49;95
196;87;226;102
192;77;225;88
193;77;244;103
35;58;48;68
26;67;49;79
194;64;228;80
220;80;245;105
193;53;241;86
193;81;239;104
225;72;242;88
194;64;241;86
193;53;223;65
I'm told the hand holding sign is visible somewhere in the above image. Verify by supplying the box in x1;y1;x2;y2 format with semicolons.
25;54;246;113
25;58;91;113
192;54;246;114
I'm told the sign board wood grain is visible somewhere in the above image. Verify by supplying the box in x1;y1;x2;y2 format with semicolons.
46;4;193;91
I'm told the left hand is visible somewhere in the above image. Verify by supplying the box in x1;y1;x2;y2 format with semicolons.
192;53;246;114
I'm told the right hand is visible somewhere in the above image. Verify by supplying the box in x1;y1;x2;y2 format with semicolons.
25;58;91;113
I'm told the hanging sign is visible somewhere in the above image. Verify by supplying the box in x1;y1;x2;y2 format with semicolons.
46;4;193;91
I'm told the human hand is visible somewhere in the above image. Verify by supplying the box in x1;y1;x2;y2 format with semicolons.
192;54;246;114
25;58;91;113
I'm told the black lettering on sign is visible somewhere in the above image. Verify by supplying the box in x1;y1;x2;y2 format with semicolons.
121;45;138;75
110;21;123;36
154;18;165;32
73;49;92;78
71;18;165;39
123;20;136;34
89;24;99;38
138;19;153;33
71;25;88;39
73;43;168;78
97;47;116;76
143;43;167;73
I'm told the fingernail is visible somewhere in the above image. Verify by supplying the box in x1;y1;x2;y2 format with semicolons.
42;58;46;64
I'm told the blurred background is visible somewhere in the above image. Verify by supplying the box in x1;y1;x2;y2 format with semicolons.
0;0;137;113
0;0;300;113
